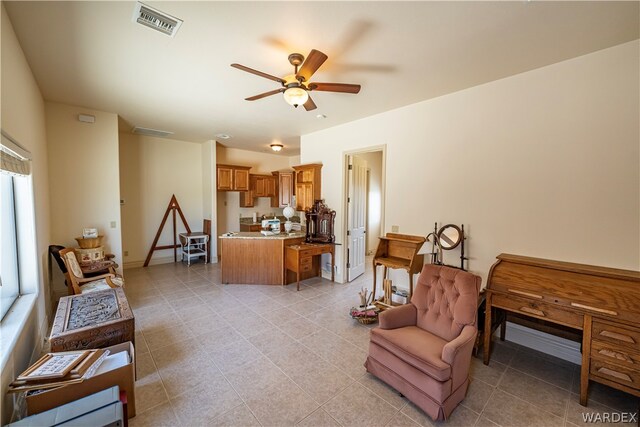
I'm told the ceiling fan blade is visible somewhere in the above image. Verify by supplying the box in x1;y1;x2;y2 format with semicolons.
303;95;317;111
231;63;285;84
296;49;328;82
308;82;361;94
245;88;284;101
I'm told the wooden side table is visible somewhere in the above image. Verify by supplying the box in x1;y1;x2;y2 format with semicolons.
285;243;335;290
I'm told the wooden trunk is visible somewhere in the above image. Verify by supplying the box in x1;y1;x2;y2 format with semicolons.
50;288;135;352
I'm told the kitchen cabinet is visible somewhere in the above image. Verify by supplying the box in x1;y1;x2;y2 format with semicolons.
251;174;277;198
271;171;294;208
240;223;261;232
293;164;322;211
217;164;251;191
239;189;254;207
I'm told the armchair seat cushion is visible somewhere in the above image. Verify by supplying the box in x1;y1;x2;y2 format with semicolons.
79;279;113;293
371;325;450;382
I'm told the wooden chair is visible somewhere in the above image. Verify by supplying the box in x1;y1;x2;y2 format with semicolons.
373;233;426;300
58;248;123;295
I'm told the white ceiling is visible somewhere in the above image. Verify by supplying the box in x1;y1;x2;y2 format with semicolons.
4;1;638;155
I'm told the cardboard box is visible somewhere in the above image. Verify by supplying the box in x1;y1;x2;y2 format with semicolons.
26;342;136;418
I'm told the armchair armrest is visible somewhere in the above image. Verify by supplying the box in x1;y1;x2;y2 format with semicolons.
379;304;417;330
442;325;477;389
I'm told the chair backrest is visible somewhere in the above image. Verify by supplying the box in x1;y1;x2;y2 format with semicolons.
411;264;481;342
58;248;85;294
49;245;67;274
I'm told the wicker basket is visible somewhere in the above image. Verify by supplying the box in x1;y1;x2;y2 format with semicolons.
356;316;378;325
75;235;104;249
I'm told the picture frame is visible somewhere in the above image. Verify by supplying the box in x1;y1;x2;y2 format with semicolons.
17;351;89;381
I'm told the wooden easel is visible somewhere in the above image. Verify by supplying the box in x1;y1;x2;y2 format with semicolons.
144;195;191;267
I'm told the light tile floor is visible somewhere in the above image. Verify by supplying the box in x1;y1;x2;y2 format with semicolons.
125;261;638;427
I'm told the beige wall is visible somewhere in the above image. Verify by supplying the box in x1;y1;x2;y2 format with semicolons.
46;103;122;277
0;5;50;424
119;133;204;267
355;151;384;254
301;41;640;287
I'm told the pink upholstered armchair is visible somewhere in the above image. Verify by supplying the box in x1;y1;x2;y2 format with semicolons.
365;264;481;421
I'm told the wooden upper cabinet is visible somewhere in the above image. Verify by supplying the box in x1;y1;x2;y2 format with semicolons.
217;166;233;191
248;174;277;199
234;168;250;191
239;189;254;207
272;171;293;208
216;164;251;191
293;164;322;211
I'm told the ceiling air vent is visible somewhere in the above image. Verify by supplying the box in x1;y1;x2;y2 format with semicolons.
132;3;183;37
132;126;174;138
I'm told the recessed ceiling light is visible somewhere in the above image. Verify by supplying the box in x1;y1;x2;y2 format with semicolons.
215;133;231;140
270;143;284;152
316;114;327;119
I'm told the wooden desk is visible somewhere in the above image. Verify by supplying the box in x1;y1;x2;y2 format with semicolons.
285;243;335;290
484;253;640;406
373;233;425;300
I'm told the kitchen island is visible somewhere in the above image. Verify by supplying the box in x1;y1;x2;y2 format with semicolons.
220;231;308;285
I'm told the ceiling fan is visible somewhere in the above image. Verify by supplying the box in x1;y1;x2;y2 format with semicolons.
231;49;361;111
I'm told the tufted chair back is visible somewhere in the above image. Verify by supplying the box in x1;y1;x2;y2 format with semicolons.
411;264;481;342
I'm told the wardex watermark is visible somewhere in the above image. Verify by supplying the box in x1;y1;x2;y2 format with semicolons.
581;411;638;424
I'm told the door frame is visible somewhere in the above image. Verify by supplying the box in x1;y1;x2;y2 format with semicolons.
342;145;386;282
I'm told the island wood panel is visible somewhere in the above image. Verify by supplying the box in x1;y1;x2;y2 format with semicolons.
221;236;304;285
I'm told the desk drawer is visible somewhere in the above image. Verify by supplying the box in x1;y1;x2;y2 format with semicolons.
592;320;640;353
492;293;583;329
591;340;640;368
300;256;312;267
300;262;313;273
590;359;640;390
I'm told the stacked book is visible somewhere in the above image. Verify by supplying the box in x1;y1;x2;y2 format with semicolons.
8;349;110;394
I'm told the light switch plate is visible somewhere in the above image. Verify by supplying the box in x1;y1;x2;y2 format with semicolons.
110;221;117;228
391;225;399;232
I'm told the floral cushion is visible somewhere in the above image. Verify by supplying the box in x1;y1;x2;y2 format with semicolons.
79;279;112;293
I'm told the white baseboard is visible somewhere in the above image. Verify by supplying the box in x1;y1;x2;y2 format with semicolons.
123;256;175;269
124;255;218;269
503;321;582;365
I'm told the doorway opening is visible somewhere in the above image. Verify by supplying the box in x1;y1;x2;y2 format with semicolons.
344;147;385;282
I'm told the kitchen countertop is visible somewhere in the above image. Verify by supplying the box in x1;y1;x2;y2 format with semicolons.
219;231;306;240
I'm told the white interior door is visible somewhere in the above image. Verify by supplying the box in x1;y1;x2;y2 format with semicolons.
347;155;367;281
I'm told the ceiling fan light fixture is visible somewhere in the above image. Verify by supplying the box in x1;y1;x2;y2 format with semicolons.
283;87;309;108
270;143;284;152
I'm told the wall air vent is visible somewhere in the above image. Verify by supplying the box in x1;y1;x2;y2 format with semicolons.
131;126;174;138
132;2;183;37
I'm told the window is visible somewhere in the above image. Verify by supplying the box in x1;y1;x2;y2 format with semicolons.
0;173;21;319
0;131;32;320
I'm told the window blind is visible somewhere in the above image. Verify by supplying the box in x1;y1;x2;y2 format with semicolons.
1;131;31;176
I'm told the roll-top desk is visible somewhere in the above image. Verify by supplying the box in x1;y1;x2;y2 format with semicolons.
483;253;640;405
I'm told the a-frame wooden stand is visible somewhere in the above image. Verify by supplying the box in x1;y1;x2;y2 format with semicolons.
144;195;191;267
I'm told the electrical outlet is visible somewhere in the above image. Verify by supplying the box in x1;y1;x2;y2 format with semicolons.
110;221;117;228
124;251;129;257
392;225;399;232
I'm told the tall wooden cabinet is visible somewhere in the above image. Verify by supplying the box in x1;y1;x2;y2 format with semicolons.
271;171;294;208
217;165;250;191
293;164;322;211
